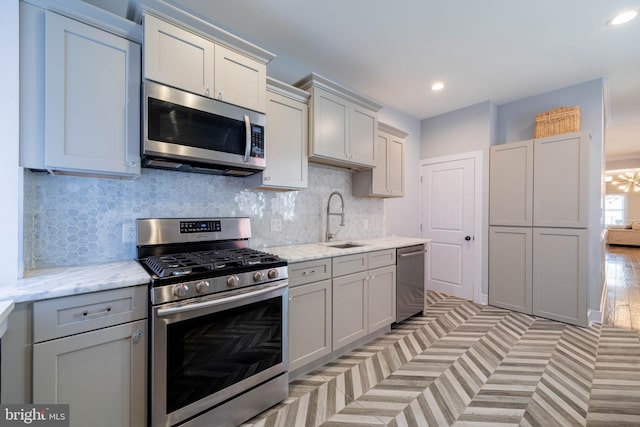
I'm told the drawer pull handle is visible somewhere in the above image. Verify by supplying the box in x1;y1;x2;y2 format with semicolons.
82;306;112;318
302;270;316;276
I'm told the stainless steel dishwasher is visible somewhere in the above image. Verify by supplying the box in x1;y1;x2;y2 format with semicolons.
396;244;426;323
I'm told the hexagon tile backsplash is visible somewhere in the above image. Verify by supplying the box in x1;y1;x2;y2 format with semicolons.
22;166;385;269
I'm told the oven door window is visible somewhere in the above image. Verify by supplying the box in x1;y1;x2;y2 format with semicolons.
165;295;282;413
148;98;247;156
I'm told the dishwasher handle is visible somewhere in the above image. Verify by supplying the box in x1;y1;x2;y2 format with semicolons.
398;250;426;258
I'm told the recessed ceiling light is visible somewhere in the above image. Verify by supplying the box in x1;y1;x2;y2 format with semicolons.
431;82;445;91
608;9;638;26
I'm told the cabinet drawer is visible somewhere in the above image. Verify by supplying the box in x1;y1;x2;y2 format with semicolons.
34;285;147;343
332;253;368;277
368;249;396;269
289;258;332;287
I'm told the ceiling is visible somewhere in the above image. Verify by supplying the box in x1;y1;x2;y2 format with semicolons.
96;0;640;160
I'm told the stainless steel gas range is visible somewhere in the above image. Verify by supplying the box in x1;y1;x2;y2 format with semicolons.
136;217;288;427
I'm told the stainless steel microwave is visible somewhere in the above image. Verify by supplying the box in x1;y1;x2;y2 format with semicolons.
142;80;266;176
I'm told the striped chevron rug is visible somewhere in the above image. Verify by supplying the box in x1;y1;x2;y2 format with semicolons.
243;290;640;427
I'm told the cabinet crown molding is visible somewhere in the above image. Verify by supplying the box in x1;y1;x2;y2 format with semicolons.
22;0;143;42
295;73;383;112
267;77;310;104
136;0;276;64
378;122;410;138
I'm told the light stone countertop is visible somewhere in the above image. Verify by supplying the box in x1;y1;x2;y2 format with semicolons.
0;237;426;304
264;236;428;263
0;300;15;338
0;261;150;304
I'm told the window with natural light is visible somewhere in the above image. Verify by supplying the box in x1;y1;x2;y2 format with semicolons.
605;194;626;225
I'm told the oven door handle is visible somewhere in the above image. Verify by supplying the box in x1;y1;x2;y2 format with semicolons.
243;114;251;163
156;282;288;317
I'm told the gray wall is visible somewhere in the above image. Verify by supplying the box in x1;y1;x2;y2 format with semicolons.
379;106;422;239
0;0;21;284
497;78;605;313
606;157;640;170
420;101;497;297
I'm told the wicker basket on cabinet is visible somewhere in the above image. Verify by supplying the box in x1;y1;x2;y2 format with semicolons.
534;106;581;138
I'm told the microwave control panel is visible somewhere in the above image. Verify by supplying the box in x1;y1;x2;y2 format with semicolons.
250;125;265;158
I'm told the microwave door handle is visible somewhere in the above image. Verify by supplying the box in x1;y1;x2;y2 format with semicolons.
243;115;251;162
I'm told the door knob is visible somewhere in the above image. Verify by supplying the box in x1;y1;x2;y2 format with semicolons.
465;235;471;241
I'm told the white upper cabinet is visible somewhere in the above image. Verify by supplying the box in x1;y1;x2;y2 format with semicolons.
349;104;378;165
533;132;590;228
489;131;589;228
143;14;214;97
20;3;141;179
353;122;408;197
489;140;533;226
296;73;383;170
214;45;266;113
311;87;350;161
246;78;309;190
143;14;269;112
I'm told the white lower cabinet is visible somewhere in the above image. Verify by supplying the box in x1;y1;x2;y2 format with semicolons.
288;249;396;374
367;265;397;330
288;258;332;372
332;266;396;349
489;227;532;314
332;271;368;349
489;226;587;327
332;250;396;351
32;286;147;427
33;320;147;427
289;279;332;372
533;228;588;326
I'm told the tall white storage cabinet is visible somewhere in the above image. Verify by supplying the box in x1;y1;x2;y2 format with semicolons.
489;132;590;326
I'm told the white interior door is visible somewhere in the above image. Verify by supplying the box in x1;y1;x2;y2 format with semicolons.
421;157;475;300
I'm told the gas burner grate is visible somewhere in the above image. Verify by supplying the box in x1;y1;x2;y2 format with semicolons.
143;248;282;278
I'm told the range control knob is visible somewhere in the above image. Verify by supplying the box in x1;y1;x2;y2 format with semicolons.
173;284;188;298
267;269;279;280
227;275;240;288
253;271;264;282
195;280;210;293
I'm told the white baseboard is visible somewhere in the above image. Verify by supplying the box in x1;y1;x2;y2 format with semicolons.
588;309;602;325
477;293;488;305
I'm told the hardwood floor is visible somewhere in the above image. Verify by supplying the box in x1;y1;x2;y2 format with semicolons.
244;291;640;427
603;244;640;330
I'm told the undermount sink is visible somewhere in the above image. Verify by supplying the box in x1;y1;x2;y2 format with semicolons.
326;242;364;249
